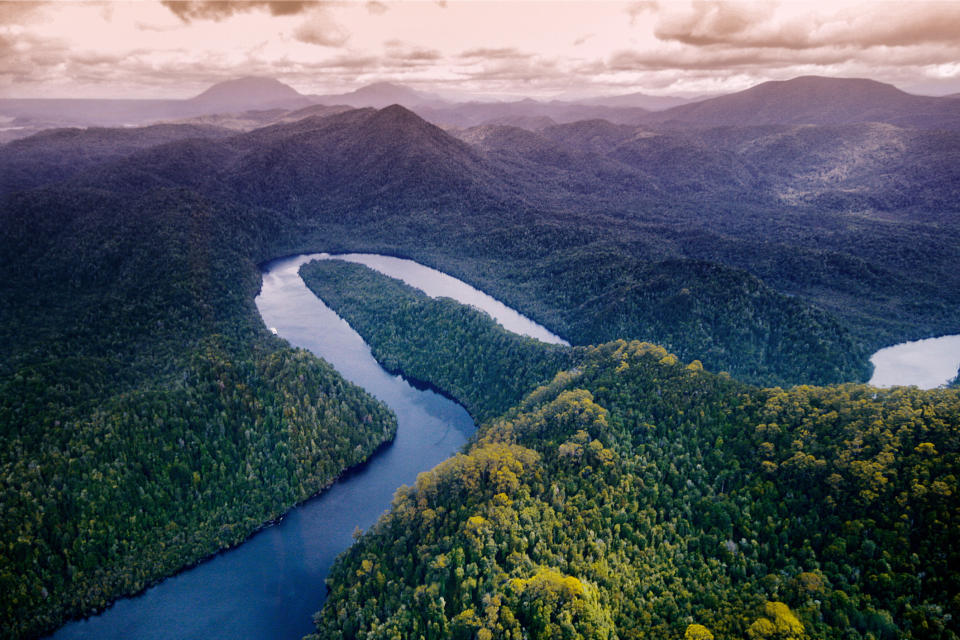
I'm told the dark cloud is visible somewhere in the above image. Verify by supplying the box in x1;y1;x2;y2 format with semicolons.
365;1;388;15
161;1;319;22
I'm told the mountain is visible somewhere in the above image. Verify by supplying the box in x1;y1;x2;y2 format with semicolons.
539;119;637;153
189;76;311;110
454;125;576;169
0;77;312;133
4;93;960;638
0;123;233;194
643;75;960;128
312;82;443;109
414;99;651;128
579;90;697;111
223;104;489;213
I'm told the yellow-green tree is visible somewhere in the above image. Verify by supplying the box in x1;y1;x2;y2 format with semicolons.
748;601;804;640
685;623;715;640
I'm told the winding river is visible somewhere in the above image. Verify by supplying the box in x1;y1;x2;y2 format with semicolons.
47;252;955;639
51;253;562;640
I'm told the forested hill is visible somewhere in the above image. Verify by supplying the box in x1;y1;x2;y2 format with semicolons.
2;100;959;636
303;264;960;640
5;105;958;388
299;260;576;423
0;187;397;638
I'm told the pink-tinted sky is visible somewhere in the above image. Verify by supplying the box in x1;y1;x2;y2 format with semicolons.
2;1;960;99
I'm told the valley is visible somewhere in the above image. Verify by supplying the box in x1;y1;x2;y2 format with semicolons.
1;71;959;640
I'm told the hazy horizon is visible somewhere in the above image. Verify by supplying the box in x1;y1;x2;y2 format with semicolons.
3;1;960;101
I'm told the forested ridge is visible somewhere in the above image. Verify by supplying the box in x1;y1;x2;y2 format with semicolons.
304;266;960;640
299;260;574;423
0;188;397;638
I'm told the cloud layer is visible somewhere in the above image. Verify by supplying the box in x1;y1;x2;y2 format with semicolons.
2;1;960;99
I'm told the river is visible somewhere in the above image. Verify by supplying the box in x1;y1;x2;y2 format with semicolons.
50;253;562;640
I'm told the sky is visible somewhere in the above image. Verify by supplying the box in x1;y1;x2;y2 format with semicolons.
2;0;960;100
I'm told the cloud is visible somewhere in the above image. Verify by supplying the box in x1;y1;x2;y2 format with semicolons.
652;1;960;50
460;47;533;61
160;1;318;22
293;14;349;47
366;1;388;15
608;46;852;72
0;2;44;25
384;40;441;63
627;1;659;24
654;2;782;47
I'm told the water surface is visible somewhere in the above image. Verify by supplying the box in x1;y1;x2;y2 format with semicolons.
869;334;960;389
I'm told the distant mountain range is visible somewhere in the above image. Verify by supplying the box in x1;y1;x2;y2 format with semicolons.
1;75;959;145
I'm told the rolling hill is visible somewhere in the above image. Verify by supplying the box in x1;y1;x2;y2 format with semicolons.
643;76;960;129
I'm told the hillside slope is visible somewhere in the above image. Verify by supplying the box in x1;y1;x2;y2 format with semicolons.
300;278;960;640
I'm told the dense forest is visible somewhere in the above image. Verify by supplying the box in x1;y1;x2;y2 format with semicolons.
0;188;397;638
299;260;574;422
304;266;959;640
2;93;959;638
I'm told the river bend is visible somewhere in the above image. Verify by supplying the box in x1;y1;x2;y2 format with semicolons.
51;253;562;640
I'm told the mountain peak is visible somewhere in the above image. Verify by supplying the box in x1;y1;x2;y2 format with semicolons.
645;74;956;127
190;77;308;110
759;75;907;97
314;82;441;108
373;103;421;120
193;77;301;100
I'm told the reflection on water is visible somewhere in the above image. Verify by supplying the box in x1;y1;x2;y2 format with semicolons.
869;334;960;389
